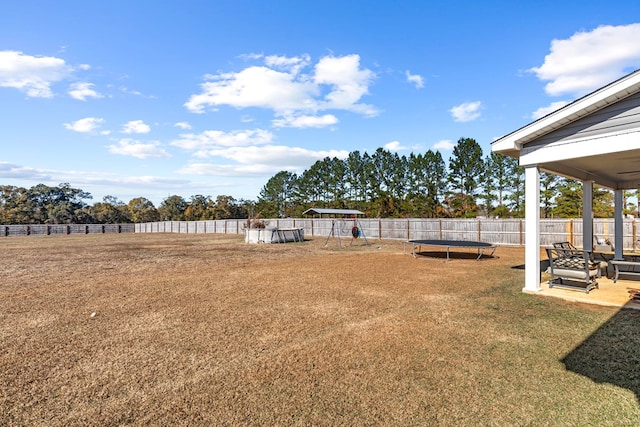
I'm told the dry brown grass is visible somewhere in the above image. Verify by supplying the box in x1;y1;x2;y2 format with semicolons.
1;233;639;426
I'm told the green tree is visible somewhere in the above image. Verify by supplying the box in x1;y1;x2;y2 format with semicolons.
0;185;34;224
481;152;518;217
183;195;212;220
211;195;244;219
27;183;92;224
127;197;160;223
593;186;614;218
552;179;582;218
447;137;484;217
257;171;298;218
158;195;188;220
344;151;367;207
91;196;131;223
406;151;446;217
623;190;637;216
540;172;560;218
505;161;525;218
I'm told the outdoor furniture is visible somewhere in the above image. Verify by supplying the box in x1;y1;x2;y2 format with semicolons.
552;241;580;255
553;241;609;277
610;259;640;283
546;247;599;293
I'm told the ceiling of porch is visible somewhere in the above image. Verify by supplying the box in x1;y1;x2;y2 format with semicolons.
540;148;640;190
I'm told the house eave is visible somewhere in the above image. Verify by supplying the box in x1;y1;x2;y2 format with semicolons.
491;69;640;157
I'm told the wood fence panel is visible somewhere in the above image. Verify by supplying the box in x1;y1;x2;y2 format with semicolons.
408;219;441;241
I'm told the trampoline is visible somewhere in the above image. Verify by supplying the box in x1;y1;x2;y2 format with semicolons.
404;239;496;260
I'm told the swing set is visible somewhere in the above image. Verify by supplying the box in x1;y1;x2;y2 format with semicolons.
301;208;370;249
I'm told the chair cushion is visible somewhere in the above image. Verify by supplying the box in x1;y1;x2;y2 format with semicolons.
552;267;599;280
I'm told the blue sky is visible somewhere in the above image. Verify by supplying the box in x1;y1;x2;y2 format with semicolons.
2;0;640;206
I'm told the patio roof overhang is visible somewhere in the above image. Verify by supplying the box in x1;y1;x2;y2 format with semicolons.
492;68;640;190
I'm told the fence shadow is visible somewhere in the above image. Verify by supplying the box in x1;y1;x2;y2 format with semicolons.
561;304;640;402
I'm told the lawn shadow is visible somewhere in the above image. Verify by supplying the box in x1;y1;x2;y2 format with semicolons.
561;303;640;402
414;250;496;260
511;259;550;271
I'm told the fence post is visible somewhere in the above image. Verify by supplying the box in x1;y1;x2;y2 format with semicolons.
519;220;523;246
634;220;638;252
569;219;574;246
477;219;481;241
407;219;410;241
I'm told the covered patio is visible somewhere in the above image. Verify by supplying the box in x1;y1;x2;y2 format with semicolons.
492;69;640;307
536;266;640;310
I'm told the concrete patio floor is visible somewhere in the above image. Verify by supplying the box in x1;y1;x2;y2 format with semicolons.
528;274;640;310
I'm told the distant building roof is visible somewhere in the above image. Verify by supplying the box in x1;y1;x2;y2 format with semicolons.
302;208;364;216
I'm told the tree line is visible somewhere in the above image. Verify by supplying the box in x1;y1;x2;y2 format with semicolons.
258;137;635;219
0;184;253;225
1;137;636;224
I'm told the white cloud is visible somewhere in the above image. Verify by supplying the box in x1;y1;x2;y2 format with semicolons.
264;54;310;75
107;139;170;159
531;101;569;120
68;82;102;101
185;66;316;114
184;53;378;117
171;129;274;155
174;121;192;130
0;50;72;97
384;141;408;151
272;114;338;128
64;117;105;133
0;162;53;180
405;70;424;88
314;55;377;115
0;162;189;192
530;23;640;97
449;101;482;122
121;120;151;134
433;139;455;150
177;163;277;177
178;145;349;176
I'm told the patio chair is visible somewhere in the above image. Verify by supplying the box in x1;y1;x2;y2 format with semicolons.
552;241;580;255
546;246;599;293
552;241;608;278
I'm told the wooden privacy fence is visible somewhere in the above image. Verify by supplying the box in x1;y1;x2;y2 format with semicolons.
1;223;134;237
135;218;640;250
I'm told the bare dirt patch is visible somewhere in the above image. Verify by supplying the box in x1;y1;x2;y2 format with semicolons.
1;233;638;425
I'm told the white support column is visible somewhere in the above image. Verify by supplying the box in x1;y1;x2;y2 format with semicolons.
524;166;541;292
614;190;624;260
582;181;593;252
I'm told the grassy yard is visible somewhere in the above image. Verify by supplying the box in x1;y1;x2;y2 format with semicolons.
1;233;639;426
